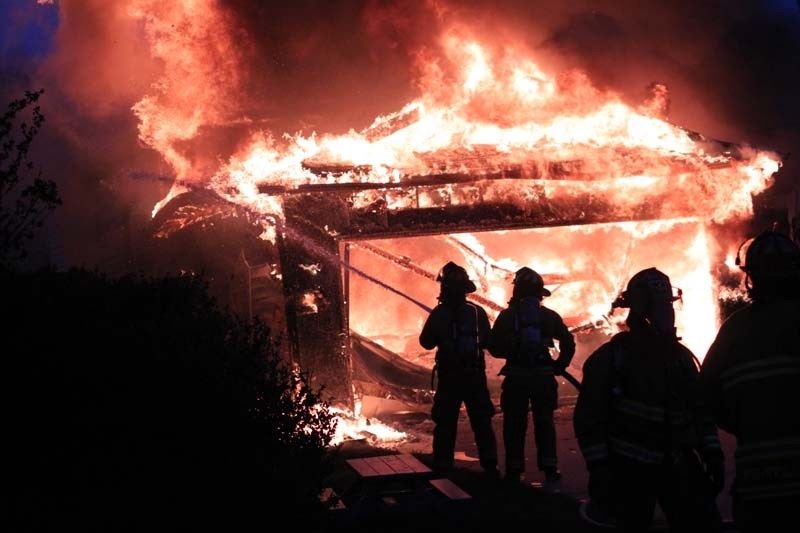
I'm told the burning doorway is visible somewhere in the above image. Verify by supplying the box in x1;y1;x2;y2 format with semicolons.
346;219;724;411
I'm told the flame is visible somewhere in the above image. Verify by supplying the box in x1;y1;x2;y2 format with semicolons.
129;13;779;230
349;218;731;362
194;35;778;231
129;0;245;187
329;404;408;447
124;9;781;402
151;183;188;218
677;228;719;358
300;292;320;314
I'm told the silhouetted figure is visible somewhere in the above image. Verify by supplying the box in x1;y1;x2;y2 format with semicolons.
575;267;724;532
419;261;499;478
487;266;575;484
700;231;800;532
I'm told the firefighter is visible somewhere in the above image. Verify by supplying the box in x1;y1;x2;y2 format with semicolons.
486;266;575;484
700;231;800;532
574;267;724;532
419;261;499;478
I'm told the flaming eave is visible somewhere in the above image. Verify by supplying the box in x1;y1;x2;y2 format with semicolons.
256;137;743;193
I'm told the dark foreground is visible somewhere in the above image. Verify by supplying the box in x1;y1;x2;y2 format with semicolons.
322;440;595;532
319;404;739;532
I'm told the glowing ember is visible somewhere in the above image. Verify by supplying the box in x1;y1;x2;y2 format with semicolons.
300;292;320;314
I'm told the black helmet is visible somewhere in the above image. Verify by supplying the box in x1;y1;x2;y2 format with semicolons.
513;267;551;297
614;267;681;309
736;231;800;301
613;267;681;336
737;231;800;279
437;261;477;293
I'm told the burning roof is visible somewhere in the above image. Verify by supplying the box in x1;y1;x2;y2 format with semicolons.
143;30;781;241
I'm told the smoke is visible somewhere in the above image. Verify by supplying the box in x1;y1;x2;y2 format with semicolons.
2;0;798;270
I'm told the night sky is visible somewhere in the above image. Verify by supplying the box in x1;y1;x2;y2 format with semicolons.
2;0;799;271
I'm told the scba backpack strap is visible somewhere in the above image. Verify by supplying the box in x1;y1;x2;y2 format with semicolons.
514;297;550;366
453;302;482;369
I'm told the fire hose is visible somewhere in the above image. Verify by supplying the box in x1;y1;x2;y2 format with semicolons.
553;366;582;390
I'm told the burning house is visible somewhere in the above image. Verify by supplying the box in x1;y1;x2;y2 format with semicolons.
149;36;783;414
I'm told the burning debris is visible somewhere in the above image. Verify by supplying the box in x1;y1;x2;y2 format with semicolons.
329;405;409;447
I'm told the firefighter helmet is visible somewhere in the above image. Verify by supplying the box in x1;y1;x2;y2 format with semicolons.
437;261;477;293
614;267;681;336
614;267;680;309
737;231;800;279
513;267;551;297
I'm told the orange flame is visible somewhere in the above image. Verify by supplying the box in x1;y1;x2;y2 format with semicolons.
202;35;779;230
349;218;737;362
129;0;246;191
129;10;780;410
329;404;408;447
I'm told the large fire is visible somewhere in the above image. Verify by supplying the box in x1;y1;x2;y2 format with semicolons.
212;34;775;357
126;3;781;440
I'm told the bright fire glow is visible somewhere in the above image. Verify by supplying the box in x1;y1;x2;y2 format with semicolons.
135;23;779;225
216;36;777;217
350;219;728;367
676;228;719;358
329;405;408;447
124;5;781;436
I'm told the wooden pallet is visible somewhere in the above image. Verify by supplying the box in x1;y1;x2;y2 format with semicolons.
346;453;432;480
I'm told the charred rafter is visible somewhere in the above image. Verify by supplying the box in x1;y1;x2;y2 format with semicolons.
263;141;741;194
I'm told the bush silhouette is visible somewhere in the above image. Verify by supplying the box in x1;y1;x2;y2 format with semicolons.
3;268;337;531
1;90;61;268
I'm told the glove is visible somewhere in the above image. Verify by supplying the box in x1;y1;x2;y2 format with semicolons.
588;463;613;508
706;460;725;496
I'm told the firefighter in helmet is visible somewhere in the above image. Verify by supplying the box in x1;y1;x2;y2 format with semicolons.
419;261;499;478
700;231;800;532
574;267;724;532
486;266;575;484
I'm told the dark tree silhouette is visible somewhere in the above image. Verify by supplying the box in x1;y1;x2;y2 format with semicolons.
3;269;338;532
0;89;61;268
